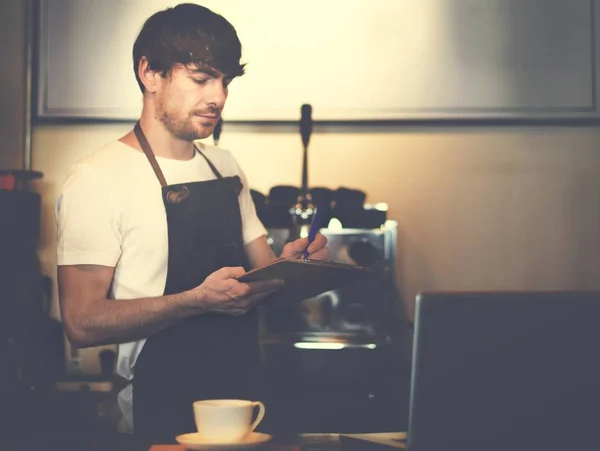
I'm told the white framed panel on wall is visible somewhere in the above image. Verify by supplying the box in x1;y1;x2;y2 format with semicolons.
37;0;599;121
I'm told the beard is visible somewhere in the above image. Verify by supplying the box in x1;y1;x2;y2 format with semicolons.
155;97;218;141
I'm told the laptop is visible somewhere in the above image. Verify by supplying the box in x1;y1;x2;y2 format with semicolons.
406;291;600;451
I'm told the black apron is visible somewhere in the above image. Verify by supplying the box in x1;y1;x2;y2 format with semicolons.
131;123;263;444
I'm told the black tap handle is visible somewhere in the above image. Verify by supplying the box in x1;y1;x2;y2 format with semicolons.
300;104;312;192
300;104;312;149
213;117;223;146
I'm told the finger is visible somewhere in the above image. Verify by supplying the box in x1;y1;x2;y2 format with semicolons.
228;286;282;314
308;247;329;261
287;234;327;256
306;234;328;254
228;280;282;301
205;278;239;294
288;237;309;254
219;266;247;279
225;281;250;298
225;293;261;314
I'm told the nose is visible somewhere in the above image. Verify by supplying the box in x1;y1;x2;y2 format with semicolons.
207;79;228;107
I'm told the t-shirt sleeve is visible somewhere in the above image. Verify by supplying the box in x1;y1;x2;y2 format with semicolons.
55;162;122;267
231;160;267;244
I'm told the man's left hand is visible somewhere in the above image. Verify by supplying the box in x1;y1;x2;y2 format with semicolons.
281;233;329;261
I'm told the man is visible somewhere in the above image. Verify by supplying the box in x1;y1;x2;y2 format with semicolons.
55;3;328;443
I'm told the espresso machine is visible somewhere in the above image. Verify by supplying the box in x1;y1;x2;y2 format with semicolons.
245;106;413;434
258;221;411;434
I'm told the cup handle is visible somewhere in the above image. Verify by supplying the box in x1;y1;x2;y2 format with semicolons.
250;401;266;432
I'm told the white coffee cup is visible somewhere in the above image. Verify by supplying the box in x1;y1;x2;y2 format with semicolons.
193;399;266;443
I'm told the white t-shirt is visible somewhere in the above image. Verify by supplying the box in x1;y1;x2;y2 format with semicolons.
55;140;267;431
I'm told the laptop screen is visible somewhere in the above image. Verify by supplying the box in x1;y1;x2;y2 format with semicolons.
407;291;600;451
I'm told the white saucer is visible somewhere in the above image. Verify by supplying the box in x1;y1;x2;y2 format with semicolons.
175;432;273;450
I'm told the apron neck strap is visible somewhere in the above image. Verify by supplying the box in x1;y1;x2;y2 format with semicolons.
134;122;224;186
194;144;223;180
134;121;168;188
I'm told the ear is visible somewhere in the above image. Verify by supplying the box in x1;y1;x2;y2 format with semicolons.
138;56;161;94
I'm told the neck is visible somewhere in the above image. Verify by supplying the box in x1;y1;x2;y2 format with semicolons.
137;108;194;161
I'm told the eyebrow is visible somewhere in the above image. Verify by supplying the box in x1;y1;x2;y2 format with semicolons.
188;65;221;78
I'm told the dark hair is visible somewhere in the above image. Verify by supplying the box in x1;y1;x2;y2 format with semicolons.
133;3;245;92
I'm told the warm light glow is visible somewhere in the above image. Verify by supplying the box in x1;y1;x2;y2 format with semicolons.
327;218;343;230
294;342;345;350
298;224;310;238
293;342;377;350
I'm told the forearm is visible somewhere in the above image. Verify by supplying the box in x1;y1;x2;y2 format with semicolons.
245;235;277;269
66;291;201;348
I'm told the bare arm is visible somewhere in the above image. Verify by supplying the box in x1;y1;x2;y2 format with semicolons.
59;264;283;349
245;235;277;269
58;265;200;348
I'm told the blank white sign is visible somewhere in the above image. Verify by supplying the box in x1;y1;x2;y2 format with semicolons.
38;0;599;120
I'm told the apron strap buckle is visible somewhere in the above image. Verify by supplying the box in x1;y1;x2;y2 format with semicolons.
166;185;190;204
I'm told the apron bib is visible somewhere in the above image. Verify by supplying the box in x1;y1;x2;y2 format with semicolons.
131;123;262;443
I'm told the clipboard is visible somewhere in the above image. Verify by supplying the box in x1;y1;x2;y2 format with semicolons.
237;257;376;303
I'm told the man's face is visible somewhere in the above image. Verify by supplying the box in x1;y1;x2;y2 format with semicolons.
153;64;232;141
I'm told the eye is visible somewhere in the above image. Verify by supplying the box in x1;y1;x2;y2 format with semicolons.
193;78;208;85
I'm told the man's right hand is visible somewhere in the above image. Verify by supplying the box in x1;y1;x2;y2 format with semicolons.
189;267;284;316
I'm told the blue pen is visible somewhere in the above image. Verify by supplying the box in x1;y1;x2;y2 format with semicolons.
302;204;325;260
